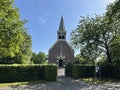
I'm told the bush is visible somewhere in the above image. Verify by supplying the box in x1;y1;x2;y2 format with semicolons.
0;64;57;83
65;62;72;77
100;65;120;79
72;64;80;78
80;66;95;78
44;65;57;81
65;64;95;78
65;63;120;79
72;65;95;78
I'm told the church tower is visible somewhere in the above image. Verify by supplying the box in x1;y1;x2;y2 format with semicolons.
57;16;66;40
48;16;74;67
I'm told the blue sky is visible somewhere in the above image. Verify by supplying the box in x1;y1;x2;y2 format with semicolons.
15;0;115;55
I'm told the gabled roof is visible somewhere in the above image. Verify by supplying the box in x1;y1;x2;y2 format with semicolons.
49;40;74;51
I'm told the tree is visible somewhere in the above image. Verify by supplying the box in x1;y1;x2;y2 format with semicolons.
70;0;120;65
31;52;47;64
30;52;37;64
110;34;120;66
0;0;32;64
96;54;107;66
70;14;120;64
106;0;120;65
74;54;92;65
106;0;120;23
13;32;32;64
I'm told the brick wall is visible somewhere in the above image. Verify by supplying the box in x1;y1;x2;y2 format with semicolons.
49;40;74;64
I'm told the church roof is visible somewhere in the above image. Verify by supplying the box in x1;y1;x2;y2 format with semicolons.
49;40;74;51
58;16;66;31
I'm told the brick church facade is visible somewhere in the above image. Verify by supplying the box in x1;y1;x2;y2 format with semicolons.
48;16;74;67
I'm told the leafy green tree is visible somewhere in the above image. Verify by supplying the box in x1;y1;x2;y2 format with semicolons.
70;14;120;64
0;0;32;64
96;54;107;66
31;52;47;64
13;32;32;64
110;34;120;66
30;52;37;64
74;54;92;65
106;0;120;23
70;0;120;65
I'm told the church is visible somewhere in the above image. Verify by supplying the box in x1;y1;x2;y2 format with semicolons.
48;16;74;67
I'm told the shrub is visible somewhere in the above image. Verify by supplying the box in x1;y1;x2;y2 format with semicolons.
80;66;95;78
72;65;95;78
65;63;120;79
0;64;57;83
44;64;57;81
65;62;72;77
72;64;80;78
100;65;120;79
65;64;95;78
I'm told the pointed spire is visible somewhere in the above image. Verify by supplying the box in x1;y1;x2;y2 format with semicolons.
57;16;66;40
58;16;65;31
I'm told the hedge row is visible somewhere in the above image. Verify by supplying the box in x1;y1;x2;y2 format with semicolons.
65;64;95;79
100;65;120;79
65;63;120;79
0;64;57;83
65;62;72;77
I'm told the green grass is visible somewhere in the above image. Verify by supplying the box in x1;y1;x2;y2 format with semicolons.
81;78;101;84
0;80;46;87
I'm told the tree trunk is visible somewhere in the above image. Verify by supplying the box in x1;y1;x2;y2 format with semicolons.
106;46;112;64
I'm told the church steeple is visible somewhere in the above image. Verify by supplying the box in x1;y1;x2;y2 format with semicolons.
58;16;65;31
57;16;66;40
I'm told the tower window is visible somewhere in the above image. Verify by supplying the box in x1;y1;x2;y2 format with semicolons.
59;36;61;39
62;36;65;39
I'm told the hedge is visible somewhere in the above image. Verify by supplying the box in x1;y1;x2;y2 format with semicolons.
65;64;95;78
65;62;72;77
0;64;57;83
44;65;57;81
100;65;120;79
65;63;120;79
71;65;80;78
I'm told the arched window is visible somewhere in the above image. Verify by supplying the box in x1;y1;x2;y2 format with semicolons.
62;36;65;39
59;36;61;39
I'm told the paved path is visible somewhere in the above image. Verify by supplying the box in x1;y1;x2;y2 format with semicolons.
57;68;65;76
0;68;120;90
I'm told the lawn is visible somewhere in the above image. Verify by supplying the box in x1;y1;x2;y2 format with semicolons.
0;80;46;87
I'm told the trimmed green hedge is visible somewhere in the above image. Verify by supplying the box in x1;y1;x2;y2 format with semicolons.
44;65;57;81
65;63;120;79
100;65;120;79
72;65;80;78
0;64;57;83
65;62;72;77
65;64;95;78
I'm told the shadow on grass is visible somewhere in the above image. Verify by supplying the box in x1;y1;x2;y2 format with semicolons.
81;77;120;84
0;80;46;87
0;76;120;90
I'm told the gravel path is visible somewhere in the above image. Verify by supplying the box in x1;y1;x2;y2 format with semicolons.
0;68;120;90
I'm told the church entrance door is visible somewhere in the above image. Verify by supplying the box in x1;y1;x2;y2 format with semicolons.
59;59;63;67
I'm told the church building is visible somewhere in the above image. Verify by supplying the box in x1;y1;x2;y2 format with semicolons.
48;16;74;67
